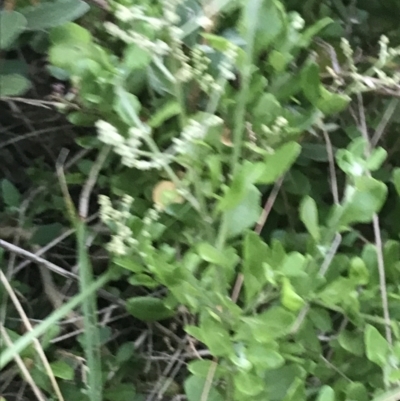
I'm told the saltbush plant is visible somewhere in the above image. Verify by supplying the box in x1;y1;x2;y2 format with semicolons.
4;0;400;400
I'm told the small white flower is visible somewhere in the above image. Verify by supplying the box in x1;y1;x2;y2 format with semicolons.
291;14;305;30
96;120;125;146
196;15;213;30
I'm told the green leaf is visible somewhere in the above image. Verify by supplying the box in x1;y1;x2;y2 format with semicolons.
339;177;388;226
114;256;143;273
365;324;390;367
50;360;74;380
299;18;333;47
104;384;136;401
0;11;27;49
116;342;136;363
149;101;181;128
349;257;369;285
237;306;295;343
188;360;223;378
184;375;224;401
48;43;92;72
280;252;307;277
114;87;141;125
316;87;351;116
224;185;261;238
123;44;152;71
338;330;364;356
243;231;270;302
300;196;320;241
281;277;305;312
0;74;31;97
21;0;90;30
257;142;301;184
49;22;92;45
269;50;293;72
31;223;64;246
67;111;98;126
247;344;285;371
282;377;305;401
265;365;305;401
253;93;281;126
199;317;234;357
243;0;284;57
218;162;260;210
197;243;230;268
301;61;321;105
126;296;175;322
345;382;368;401
316;386;335;401
235;371;264;396
393;168;400;197
1;179;21;207
367;147;387;171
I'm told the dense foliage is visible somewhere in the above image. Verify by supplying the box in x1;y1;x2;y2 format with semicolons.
3;1;400;401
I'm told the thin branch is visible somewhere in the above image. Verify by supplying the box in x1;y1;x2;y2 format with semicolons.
0;270;65;401
371;99;399;148
357;93;392;346
201;359;218;401
79;145;112;219
0;324;47;401
322;128;339;205
255;176;284;234
0;239;125;307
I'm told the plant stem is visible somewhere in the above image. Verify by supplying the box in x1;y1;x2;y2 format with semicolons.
230;0;262;174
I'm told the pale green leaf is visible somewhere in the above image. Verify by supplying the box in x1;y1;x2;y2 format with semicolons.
316;386;335;401
126;297;175;322
339;177;388;226
338;330;364;356
0;11;27;49
49;22;92;45
365;324;390;368
392;168;400;197
235;371;264;396
1;179;21;207
300;196;320;241
50;360;74;380
224;185;261;238
184;375;224;401
301;61;321;105
149;101;181;128
0;74;31;97
257;142;301;184
104;384;136;401
22;0;89;30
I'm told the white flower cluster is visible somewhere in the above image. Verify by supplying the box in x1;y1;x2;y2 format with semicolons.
218;43;238;82
175;47;194;83
99;195;138;255
114;4;165;29
141;207;161;239
341;38;357;74
262;116;289;137
192;46;214;91
340;36;400;93
173;114;223;154
96;120;173;171
379;35;390;65
161;0;183;25
290;13;305;31
104;22;170;57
